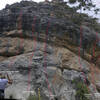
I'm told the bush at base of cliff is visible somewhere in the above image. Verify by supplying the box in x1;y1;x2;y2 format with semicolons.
27;93;43;100
27;94;38;100
75;82;89;100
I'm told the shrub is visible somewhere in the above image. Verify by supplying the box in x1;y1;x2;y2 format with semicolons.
75;82;89;100
27;94;38;100
72;79;90;100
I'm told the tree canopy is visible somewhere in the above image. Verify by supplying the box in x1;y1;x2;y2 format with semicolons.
68;0;100;14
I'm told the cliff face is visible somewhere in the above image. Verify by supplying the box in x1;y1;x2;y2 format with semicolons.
0;41;91;100
0;1;100;100
0;0;99;62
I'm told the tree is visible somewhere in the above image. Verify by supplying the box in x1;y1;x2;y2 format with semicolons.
68;0;100;14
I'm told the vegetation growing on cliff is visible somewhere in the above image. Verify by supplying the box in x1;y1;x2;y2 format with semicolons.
72;79;90;100
75;82;89;100
27;94;39;100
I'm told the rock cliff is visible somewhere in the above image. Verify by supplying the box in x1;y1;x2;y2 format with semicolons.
0;0;100;100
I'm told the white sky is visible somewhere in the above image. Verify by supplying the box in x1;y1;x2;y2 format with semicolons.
0;0;100;21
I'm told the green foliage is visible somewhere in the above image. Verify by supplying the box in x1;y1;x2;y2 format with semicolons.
54;2;70;18
72;79;90;100
27;94;38;100
69;0;76;4
75;83;89;100
71;14;84;25
85;17;100;33
55;11;65;18
68;0;100;14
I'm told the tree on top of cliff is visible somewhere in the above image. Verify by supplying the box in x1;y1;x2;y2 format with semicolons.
68;0;100;14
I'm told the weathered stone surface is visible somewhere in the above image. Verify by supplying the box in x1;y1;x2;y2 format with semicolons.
0;1;99;100
0;41;91;100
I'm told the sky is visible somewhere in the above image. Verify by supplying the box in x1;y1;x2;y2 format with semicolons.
0;0;100;21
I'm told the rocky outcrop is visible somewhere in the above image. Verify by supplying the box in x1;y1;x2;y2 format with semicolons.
0;1;100;100
0;42;91;100
0;0;99;65
0;0;99;43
